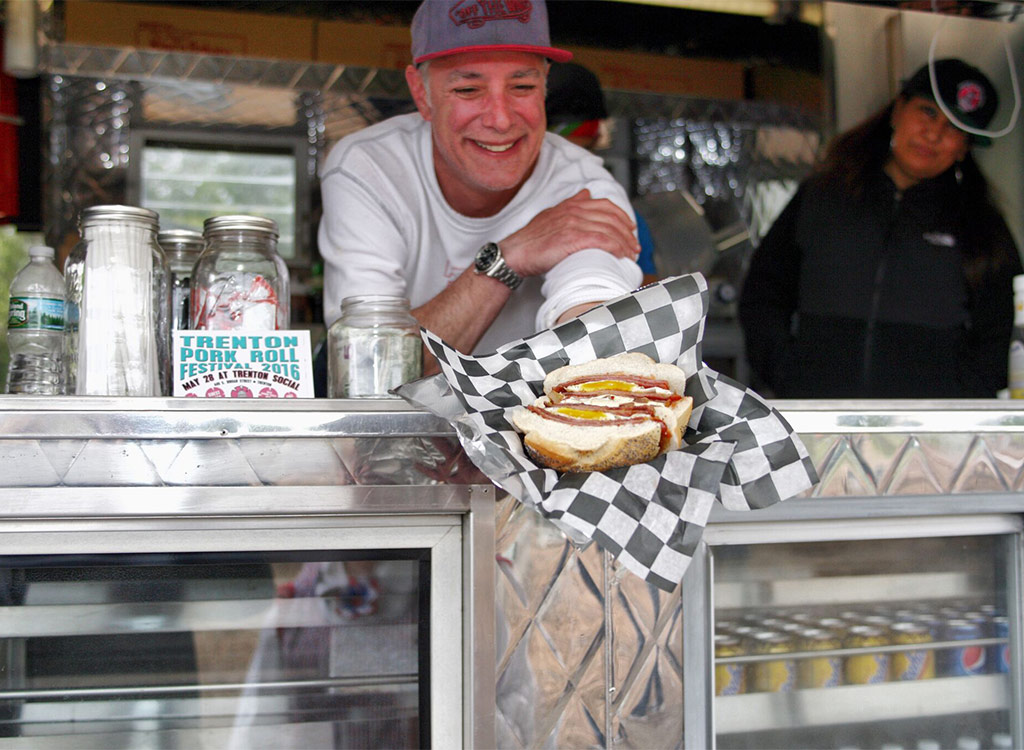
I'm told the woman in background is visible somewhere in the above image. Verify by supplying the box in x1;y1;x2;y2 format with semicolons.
739;58;1022;398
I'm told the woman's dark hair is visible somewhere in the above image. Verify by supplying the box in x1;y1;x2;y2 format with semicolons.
816;94;1018;289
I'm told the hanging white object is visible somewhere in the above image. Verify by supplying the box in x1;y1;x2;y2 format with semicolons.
926;18;1021;140
3;0;38;79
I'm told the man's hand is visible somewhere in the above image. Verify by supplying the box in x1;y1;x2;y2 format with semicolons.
500;189;640;277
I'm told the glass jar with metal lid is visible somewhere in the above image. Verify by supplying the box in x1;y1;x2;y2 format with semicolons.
64;204;171;396
327;295;422;398
191;215;289;330
158;228;205;331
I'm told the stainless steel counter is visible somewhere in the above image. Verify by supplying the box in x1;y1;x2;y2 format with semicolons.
0;397;1023;749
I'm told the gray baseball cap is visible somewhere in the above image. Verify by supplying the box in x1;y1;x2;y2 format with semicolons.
411;0;572;65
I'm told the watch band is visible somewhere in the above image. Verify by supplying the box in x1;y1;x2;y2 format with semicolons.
475;243;523;290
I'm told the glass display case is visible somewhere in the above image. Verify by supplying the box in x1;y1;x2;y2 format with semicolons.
711;532;1016;750
1;551;426;747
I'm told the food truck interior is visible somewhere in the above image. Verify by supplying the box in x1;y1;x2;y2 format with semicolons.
3;1;1022;382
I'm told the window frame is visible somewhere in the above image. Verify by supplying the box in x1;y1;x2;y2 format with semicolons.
126;127;313;269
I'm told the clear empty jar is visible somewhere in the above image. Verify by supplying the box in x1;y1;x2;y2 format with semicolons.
158;228;205;331
192;215;289;330
64;205;171;396
327;295;422;398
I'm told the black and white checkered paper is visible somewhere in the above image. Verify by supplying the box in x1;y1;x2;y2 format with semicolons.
397;273;818;591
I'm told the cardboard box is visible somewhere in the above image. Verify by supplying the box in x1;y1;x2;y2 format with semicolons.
317;21;744;101
749;65;823;114
64;1;315;62
567;45;745;100
316;19;413;70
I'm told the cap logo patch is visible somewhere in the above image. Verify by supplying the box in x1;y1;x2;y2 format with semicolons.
449;0;533;30
956;80;984;113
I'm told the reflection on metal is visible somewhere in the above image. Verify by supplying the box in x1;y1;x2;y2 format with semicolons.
0;674;418;700
42;44;411;98
40;43;415;251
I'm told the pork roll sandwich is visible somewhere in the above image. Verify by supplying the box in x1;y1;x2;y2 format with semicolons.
511;352;693;472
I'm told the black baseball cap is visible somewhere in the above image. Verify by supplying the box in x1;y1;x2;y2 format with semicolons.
901;58;998;145
546;62;607;122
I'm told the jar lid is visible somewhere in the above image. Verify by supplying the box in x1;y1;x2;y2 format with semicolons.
80;204;159;230
158;228;205;248
203;214;279;238
340;294;412;313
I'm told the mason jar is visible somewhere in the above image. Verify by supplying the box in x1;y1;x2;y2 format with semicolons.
192;215;289;330
158;228;205;331
64;205;171;396
327;295;422;398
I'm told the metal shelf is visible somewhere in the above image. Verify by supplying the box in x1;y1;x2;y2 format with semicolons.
716;674;1010;734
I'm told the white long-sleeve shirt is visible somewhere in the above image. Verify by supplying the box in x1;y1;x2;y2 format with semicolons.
318;113;642;354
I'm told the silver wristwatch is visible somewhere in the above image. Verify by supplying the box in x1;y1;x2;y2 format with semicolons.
473;242;522;290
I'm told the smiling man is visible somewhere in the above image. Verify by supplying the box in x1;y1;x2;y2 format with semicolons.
317;0;642;369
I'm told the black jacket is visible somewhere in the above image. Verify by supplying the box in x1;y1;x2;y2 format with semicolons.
739;169;1023;398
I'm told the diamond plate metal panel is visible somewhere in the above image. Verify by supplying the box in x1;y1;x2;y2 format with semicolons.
609;561;684;750
0;440;65;486
237;438;353;486
61;439;163;486
612;635;684;750
813;436;878;497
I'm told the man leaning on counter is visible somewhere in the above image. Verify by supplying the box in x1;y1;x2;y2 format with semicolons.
317;0;643;372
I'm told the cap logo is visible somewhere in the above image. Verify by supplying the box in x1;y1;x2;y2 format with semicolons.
956;80;985;114
449;0;533;30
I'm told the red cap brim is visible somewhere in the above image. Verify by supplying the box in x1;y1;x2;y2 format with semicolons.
414;44;573;65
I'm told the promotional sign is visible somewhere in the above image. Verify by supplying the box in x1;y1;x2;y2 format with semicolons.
173;330;314;398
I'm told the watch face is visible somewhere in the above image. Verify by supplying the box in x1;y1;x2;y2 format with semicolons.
475;243;498;272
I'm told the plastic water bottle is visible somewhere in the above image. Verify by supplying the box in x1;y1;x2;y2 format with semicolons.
5;245;65;394
1008;274;1024;398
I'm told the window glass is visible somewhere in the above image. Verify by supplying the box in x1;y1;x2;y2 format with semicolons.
140;145;297;259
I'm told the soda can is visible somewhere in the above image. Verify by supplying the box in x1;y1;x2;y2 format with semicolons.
817;617;849;639
961;608;991;625
891;608;919;623
788;612;817;624
940;618;986;676
731;625;756;640
714;634;746;696
843;625;890;684
862;614;894;631
797;627;842;688
914;612;943;637
889;621;934;680
990;615;1010;674
715;619;737;635
749;631;796;693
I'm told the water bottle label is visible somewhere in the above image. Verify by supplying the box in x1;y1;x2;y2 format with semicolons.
7;297;64;331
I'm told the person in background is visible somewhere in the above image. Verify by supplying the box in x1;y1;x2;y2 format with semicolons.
545;61;659;285
317;0;642;374
739;58;1022;398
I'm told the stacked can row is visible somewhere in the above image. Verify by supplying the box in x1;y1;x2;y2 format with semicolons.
714;601;1010;695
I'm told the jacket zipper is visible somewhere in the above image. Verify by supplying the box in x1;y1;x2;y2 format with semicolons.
862;190;902;392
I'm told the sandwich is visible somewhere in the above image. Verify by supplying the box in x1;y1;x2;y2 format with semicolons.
510;352;693;473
